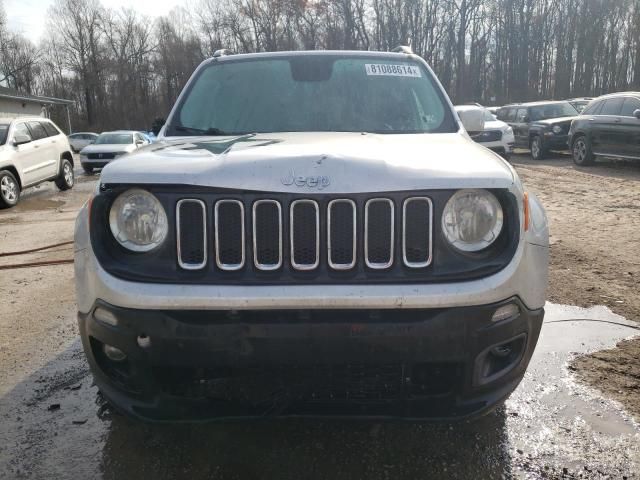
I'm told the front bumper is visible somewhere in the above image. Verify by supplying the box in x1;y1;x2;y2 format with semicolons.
79;298;544;421
541;133;569;150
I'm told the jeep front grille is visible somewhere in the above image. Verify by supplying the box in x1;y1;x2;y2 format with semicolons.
176;199;207;270
176;196;433;272
214;200;245;270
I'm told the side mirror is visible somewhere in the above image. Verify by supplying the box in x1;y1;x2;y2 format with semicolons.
456;106;485;135
522;115;530;123
135;140;143;146
13;133;32;146
634;109;640;120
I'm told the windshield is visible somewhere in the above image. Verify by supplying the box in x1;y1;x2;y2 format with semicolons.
483;110;496;121
95;133;133;145
0;125;8;145
167;56;457;135
530;102;578;121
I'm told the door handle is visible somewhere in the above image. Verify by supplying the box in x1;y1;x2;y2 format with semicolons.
614;118;621;123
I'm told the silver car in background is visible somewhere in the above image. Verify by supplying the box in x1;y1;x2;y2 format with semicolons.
67;132;98;153
79;131;150;174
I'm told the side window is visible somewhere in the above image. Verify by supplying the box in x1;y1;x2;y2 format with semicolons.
600;98;624;116
27;121;48;140
516;108;528;122
13;123;31;140
620;97;640;117
42;121;60;137
582;100;602;115
504;108;517;122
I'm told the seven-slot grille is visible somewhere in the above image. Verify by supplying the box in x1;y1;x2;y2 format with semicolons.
176;197;433;272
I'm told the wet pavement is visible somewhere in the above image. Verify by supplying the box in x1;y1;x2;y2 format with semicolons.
0;303;638;479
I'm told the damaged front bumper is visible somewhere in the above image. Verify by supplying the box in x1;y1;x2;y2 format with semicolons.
79;297;543;422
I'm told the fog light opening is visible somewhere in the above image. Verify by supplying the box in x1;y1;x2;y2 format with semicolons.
94;307;118;327
491;303;520;323
137;334;151;349
103;344;127;362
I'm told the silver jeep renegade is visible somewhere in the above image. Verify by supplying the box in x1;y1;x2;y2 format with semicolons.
74;50;549;421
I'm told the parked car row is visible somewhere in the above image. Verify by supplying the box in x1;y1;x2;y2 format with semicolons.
0;119;155;208
473;91;639;166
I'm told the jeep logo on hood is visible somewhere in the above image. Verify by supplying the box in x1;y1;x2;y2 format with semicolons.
281;170;331;189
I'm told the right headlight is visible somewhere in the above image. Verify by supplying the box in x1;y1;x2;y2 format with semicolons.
109;188;168;252
442;189;504;252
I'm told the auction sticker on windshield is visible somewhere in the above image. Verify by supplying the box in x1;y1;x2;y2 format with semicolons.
365;64;421;77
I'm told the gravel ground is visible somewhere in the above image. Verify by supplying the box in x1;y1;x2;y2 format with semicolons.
510;153;640;418
0;154;639;479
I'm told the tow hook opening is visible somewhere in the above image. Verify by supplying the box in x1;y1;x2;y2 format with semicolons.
473;333;527;386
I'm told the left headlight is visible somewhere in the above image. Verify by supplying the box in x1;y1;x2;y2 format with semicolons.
442;189;504;252
109;188;168;252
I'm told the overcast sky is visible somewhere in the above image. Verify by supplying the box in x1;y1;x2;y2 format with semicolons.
4;0;181;44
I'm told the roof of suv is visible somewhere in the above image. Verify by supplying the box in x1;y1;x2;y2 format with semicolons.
208;49;416;62
593;91;640;100
500;100;572;108
0;116;54;125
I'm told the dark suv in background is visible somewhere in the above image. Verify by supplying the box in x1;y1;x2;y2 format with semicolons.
497;101;579;160
569;92;640;166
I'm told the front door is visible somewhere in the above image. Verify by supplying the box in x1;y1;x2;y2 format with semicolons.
11;122;42;186
26;121;58;181
618;97;640;159
591;97;625;156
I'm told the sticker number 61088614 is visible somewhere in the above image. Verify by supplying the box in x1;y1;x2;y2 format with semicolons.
365;64;422;77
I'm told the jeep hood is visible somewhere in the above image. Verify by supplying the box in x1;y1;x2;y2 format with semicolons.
100;132;516;193
81;144;136;154
533;116;578;126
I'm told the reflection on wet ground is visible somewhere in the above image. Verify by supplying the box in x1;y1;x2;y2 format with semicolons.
1;303;638;479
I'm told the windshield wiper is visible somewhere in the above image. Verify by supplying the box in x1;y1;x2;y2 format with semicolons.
172;125;232;136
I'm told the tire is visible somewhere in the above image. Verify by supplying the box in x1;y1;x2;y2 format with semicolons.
82;164;94;175
572;135;594;166
55;159;75;191
530;136;546;160
0;170;20;208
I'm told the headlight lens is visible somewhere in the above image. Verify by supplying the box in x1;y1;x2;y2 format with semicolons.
109;188;168;252
504;126;513;135
552;125;562;134
442;189;504;252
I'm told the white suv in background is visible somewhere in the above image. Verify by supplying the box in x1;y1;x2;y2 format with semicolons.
0;116;75;208
456;106;515;159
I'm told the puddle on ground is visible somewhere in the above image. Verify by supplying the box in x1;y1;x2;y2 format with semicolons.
0;303;638;479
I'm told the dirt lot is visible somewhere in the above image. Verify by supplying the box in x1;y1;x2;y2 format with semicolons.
510;154;640;417
1;154;639;479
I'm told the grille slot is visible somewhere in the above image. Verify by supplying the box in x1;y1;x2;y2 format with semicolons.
403;197;433;268
252;200;282;270
214;200;245;270
328;199;356;270
176;199;207;270
365;198;394;269
290;199;320;270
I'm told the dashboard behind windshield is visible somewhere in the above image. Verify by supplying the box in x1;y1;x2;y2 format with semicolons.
167;55;458;135
96;134;133;145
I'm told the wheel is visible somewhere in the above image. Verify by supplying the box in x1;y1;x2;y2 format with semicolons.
530;136;546;160
55;159;74;190
0;170;20;208
572;135;594;166
82;164;94;175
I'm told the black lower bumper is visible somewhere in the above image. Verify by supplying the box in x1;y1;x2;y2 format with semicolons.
541;134;569;150
78;298;543;422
